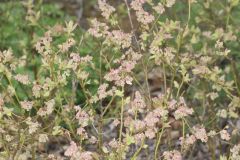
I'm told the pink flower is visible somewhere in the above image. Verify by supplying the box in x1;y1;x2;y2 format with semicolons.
112;119;120;127
134;133;145;144
25;117;41;134
185;135;196;145
153;108;168;118
20;100;33;111
79;151;93;160
121;60;136;72
144;112;159;127
130;50;142;61
70;53;81;63
174;106;193;120
89;136;97;144
58;38;75;52
35;32;52;55
230;144;240;159
145;128;156;139
163;150;182;160
37;99;55;116
104;49;141;87
104;68;133;86
180;134;196;147
14;74;30;85
130;0;154;25
192;66;211;75
208;130;217;137
153;3;165;14
124;116;133;127
97;83;109;99
173;97;193;119
124;75;133;85
32;82;41;98
75;106;90;127
104;68;121;83
77;127;88;139
64;141;78;157
220;129;231;141
129;91;146;114
88;18;109;38
133;120;146;131
193;125;208;142
109;138;119;149
107;30;132;49
168;99;177;110
80;55;93;63
98;0;115;19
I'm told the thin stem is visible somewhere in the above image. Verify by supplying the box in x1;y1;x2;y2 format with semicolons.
4;74;21;106
176;76;184;98
98;43;104;154
124;0;134;30
181;119;185;152
226;5;232;29
101;95;116;116
163;63;167;93
31;145;35;160
119;86;125;159
228;54;240;97
12;129;21;159
131;139;145;160
154;127;165;160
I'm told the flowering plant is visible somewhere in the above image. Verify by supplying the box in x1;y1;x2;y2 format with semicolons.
1;0;240;159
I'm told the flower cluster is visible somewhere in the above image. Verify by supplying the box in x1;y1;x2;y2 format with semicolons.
14;74;30;85
130;0;154;25
37;99;55;116
25;117;41;134
64;141;93;160
98;0;115;19
20;100;33;111
173;97;194;120
35;31;53;56
163;150;182;160
104;49;141;86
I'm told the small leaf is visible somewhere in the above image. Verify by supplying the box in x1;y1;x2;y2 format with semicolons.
115;90;124;97
52;126;62;136
174;81;179;88
231;0;239;7
3;107;13;116
126;134;135;145
102;146;109;153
